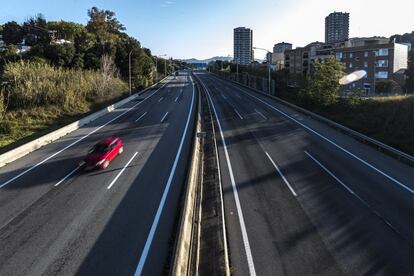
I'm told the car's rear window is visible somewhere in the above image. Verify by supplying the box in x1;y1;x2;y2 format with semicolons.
92;144;109;153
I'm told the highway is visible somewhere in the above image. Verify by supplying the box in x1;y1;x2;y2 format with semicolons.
0;72;196;275
195;71;414;275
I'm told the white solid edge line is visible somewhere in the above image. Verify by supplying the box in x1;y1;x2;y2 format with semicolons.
304;150;401;234
0;80;169;189
265;152;297;197
254;109;267;120
304;151;356;195
134;75;195;275
199;77;257;276
135;112;147;122
224;80;414;195
160;112;169;123
107;151;139;190
234;108;244;120
207;89;231;272
54;165;81;187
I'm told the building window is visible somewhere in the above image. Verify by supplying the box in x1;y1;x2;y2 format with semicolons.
364;51;368;57
375;71;388;79
364;61;368;68
349;62;353;68
376;60;389;67
336;52;343;59
378;48;389;56
343;53;347;58
349;53;353;58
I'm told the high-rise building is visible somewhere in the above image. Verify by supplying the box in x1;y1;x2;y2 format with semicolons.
234;27;253;65
273;42;292;54
325;12;349;44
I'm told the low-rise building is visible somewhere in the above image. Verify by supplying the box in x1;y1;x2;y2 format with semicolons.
271;42;292;70
334;39;408;94
273;42;292;54
284;41;328;75
285;37;408;94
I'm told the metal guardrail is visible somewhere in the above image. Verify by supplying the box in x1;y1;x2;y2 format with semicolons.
213;72;414;166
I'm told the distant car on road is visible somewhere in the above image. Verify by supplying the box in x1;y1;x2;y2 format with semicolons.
81;137;123;170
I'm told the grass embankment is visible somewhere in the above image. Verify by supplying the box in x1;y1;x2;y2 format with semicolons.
279;89;414;156
0;61;128;153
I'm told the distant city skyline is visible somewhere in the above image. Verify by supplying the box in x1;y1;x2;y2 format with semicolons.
0;0;413;59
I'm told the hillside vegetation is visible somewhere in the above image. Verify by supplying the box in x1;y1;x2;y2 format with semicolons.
0;7;174;151
0;59;128;151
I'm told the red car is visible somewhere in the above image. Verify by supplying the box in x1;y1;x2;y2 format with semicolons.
81;137;124;170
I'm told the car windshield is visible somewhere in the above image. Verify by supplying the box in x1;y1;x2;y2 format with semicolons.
91;144;108;153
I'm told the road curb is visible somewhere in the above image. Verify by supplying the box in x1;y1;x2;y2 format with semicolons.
0;76;169;168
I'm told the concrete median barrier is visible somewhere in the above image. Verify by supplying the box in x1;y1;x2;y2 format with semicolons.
171;82;202;276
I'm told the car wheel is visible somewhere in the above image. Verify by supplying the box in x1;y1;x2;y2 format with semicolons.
101;160;109;169
119;146;124;155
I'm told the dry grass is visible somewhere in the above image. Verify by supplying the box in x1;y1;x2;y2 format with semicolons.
0;60;128;151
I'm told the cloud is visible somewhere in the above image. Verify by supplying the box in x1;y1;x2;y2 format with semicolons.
161;0;175;8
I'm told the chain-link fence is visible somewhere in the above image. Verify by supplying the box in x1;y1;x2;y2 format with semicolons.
215;71;276;96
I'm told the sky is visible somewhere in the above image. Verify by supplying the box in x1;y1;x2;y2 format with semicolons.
1;0;414;60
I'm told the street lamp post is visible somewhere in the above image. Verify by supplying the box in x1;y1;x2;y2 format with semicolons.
236;62;239;82
129;50;133;96
253;47;272;95
372;51;377;96
154;56;158;81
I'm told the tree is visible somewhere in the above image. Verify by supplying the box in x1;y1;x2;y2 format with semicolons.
406;50;414;93
302;57;345;106
44;43;76;67
2;21;24;45
47;21;86;41
86;7;125;51
115;35;141;76
142;47;152;57
23;14;51;46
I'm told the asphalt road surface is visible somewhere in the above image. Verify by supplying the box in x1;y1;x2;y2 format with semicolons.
0;71;196;276
195;71;414;276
